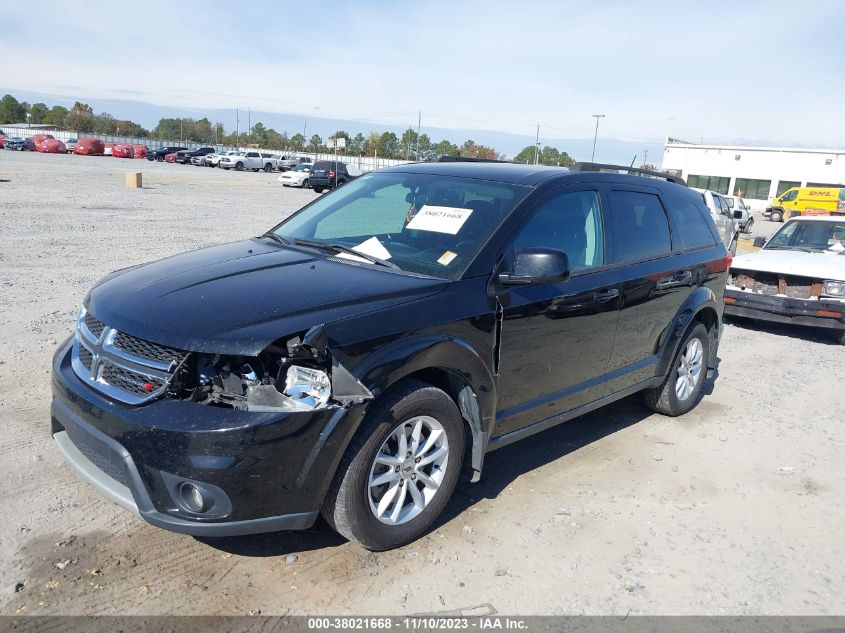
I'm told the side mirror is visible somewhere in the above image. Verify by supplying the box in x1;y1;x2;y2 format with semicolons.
753;237;766;248
733;210;743;219
499;248;570;286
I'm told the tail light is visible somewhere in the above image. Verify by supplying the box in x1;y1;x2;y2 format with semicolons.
724;251;733;271
328;170;335;178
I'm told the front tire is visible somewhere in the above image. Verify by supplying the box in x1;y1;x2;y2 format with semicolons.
235;161;244;171
264;163;273;172
301;179;309;188
835;329;845;346
313;187;324;193
770;209;783;222
644;322;710;416
322;379;465;551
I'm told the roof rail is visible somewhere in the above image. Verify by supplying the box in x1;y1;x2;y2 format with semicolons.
569;162;687;186
435;155;511;163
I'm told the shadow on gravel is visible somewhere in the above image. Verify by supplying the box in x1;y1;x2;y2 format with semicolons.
437;392;658;527
725;315;840;346
196;517;345;557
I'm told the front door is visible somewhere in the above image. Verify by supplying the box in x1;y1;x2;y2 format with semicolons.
493;186;621;438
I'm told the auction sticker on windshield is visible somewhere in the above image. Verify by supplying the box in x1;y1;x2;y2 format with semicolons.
406;205;473;234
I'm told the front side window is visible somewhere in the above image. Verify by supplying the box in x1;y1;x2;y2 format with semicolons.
513;190;604;271
777;181;800;197
734;178;772;200
609;191;672;262
780;189;798;202
272;172;531;280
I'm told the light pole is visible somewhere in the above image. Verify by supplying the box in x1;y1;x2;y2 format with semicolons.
534;123;540;165
591;114;605;162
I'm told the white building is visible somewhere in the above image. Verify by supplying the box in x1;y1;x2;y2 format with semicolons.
661;138;845;211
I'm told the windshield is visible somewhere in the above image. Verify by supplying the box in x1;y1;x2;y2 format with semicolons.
765;219;845;252
270;171;531;280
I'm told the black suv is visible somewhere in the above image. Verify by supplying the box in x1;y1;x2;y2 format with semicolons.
309;160;353;193
147;146;188;161
175;147;215;164
51;162;729;550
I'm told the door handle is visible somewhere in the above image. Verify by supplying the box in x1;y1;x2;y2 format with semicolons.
594;288;620;303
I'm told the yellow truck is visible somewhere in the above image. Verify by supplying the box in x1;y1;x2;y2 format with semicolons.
764;186;845;222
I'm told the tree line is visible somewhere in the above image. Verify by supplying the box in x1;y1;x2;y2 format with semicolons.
0;93;575;164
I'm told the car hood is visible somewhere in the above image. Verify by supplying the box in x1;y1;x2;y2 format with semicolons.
731;248;845;280
86;239;448;355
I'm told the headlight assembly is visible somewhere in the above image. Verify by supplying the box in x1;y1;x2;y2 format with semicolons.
823;280;845;297
283;365;331;408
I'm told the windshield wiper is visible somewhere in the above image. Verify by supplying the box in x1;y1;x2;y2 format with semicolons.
292;239;400;270
262;233;290;246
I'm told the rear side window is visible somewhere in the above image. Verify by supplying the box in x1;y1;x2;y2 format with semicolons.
608;191;672;262
671;200;717;249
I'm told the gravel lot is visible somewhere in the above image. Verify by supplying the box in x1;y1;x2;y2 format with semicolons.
1;151;843;616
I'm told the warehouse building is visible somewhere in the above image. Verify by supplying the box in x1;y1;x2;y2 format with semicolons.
661;138;845;210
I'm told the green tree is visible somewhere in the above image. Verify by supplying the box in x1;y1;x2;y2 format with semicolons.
399;128;418;160
251;121;267;146
0;94;27;123
308;134;322;152
365;131;381;156
377;131;399;158
432;139;459;158
460;139;499;160
28;103;49;124
66;102;95;132
290;133;305;151
512;145;537;164
43;106;69;127
417;133;433;161
349;132;365;155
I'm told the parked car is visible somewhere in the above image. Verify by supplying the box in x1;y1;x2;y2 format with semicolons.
278;155;310;171
37;138;67;153
133;145;149;159
148;146;187;161
112;143;135;158
278;163;313;188
175;147;215;165
723;194;754;233
0;131;5;148
73;138;105;156
4;136;35;151
764;186;845;223
164;152;177;163
691;188;741;254
725;216;845;344
219;151;276;172
206;150;236;168
30;133;54;146
65;138;79;153
51;161;729;550
308;160;358;193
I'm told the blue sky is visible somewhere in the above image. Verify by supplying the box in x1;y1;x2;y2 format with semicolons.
2;0;845;157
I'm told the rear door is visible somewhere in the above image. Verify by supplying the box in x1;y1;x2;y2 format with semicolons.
493;185;621;437
602;186;694;395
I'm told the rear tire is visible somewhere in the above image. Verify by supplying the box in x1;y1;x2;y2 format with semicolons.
835;330;845;346
235;161;244;171
322;379;465;551
644;322;710;416
314;187;324;193
264;163;273;172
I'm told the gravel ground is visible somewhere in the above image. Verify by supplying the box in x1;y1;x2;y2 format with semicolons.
0;151;843;616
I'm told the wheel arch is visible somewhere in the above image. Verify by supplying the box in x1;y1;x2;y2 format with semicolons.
657;287;722;378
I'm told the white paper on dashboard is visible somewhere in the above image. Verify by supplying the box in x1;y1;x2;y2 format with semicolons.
351;236;392;260
406;205;473;234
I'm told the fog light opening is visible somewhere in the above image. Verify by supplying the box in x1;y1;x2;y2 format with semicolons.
180;482;208;513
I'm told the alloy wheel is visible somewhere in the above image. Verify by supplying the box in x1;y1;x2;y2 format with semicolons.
675;338;703;401
367;416;449;525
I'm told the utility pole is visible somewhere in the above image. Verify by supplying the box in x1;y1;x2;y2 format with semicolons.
416;110;421;161
534;124;540;165
591;114;605;162
248;106;251;144
643;148;648;167
236;108;240;151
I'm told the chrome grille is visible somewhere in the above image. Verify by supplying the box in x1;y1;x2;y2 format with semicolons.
71;307;187;405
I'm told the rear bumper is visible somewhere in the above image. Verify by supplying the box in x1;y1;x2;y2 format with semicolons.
51;339;366;536
724;288;845;329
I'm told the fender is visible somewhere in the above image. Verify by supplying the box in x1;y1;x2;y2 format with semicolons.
346;332;497;480
656;285;721;378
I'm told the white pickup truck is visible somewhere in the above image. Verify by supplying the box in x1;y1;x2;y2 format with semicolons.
219;151;278;172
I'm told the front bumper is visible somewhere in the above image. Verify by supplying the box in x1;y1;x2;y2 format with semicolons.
51;340;366;536
724;288;845;330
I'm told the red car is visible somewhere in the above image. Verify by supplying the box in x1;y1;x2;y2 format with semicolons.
30;133;55;146
0;133;6;149
164;152;177;163
133;144;148;159
73;138;105;156
37;138;67;153
112;143;134;158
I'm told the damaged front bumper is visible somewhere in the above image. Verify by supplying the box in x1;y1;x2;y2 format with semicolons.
724;288;845;330
51;339;369;536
